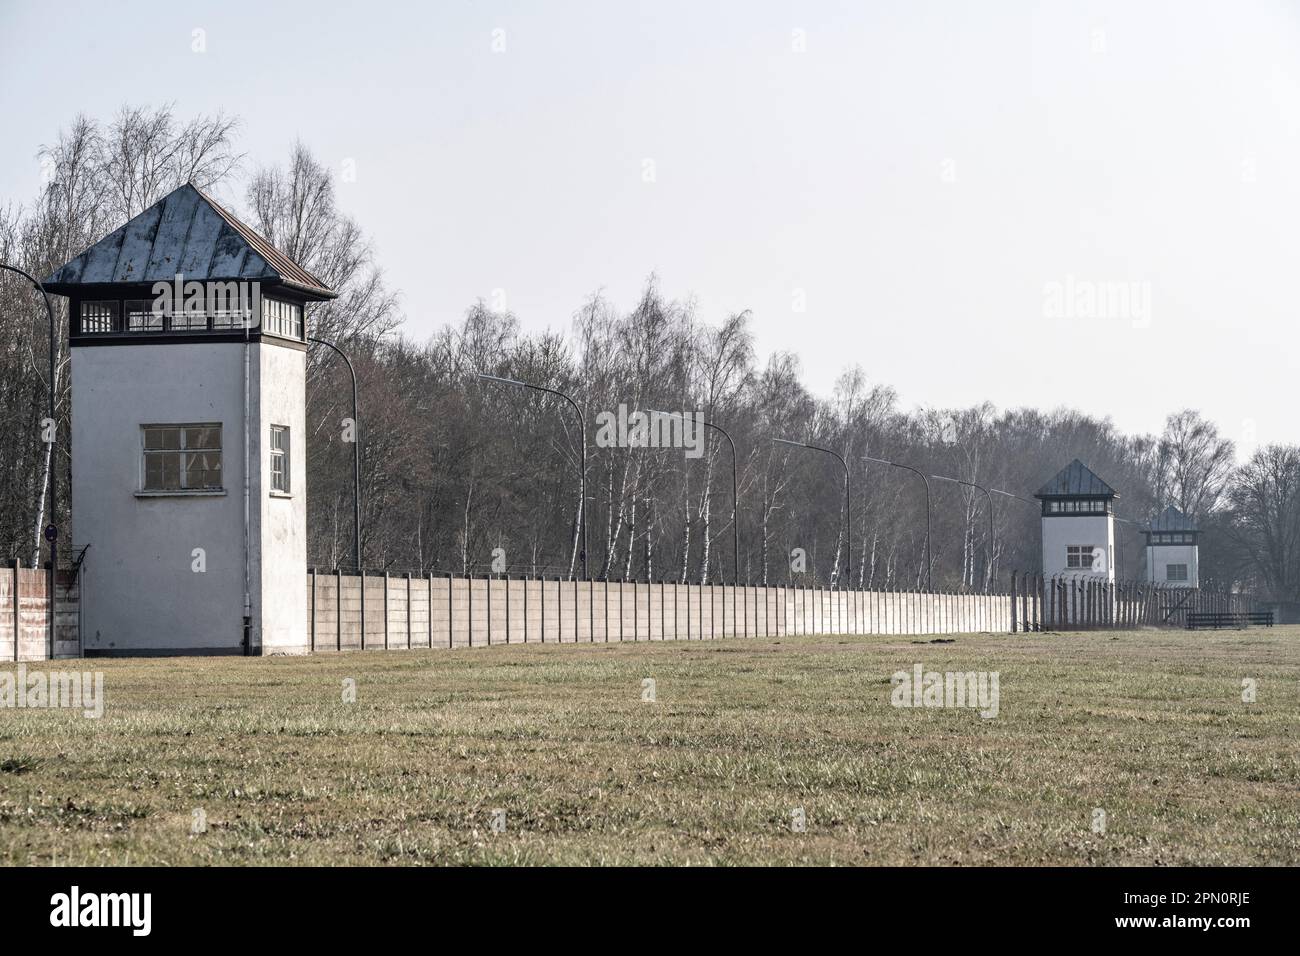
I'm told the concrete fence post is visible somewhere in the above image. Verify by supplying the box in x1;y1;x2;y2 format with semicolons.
1010;572;1019;633
359;567;367;651
446;572;454;648
659;580;665;642
1037;575;1044;631
310;567;317;652
406;572;412;649
383;571;390;650
12;558;19;661
718;581;724;639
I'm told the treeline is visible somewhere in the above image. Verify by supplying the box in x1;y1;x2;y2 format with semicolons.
2;106;1297;600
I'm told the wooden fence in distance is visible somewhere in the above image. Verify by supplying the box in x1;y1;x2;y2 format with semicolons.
1008;572;1260;631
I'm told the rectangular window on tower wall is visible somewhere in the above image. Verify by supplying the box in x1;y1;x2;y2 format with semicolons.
261;298;304;340
270;425;290;494
141;424;223;492
1166;563;1189;582
80;300;120;333
1066;545;1098;569
125;299;165;332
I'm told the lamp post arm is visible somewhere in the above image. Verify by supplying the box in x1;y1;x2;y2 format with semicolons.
785;440;850;587
932;474;995;592
1;262;58;657
479;374;588;579
309;336;362;570
865;455;931;591
809;444;850;588
701;419;740;585
891;462;931;590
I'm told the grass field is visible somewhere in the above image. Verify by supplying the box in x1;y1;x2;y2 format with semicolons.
1;626;1297;866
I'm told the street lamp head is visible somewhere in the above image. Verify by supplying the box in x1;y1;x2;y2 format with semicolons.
990;488;1033;504
477;372;525;388
772;437;805;448
862;455;894;467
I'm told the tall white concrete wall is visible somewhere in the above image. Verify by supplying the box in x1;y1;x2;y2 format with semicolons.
304;574;1015;650
0;567;80;660
1041;513;1116;582
72;338;307;656
252;342;308;653
72;343;247;654
1145;543;1199;588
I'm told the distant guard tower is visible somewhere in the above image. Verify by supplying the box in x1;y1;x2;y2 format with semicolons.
43;183;336;655
1034;459;1118;582
1143;506;1199;588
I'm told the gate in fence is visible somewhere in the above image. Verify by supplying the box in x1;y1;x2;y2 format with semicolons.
1007;571;1260;632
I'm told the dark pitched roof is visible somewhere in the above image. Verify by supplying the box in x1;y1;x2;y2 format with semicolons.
42;183;335;300
1147;505;1197;533
1034;459;1118;499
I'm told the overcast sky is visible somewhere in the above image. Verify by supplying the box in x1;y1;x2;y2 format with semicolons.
2;0;1297;456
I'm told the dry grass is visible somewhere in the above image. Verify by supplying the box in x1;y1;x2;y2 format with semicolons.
1;625;1297;865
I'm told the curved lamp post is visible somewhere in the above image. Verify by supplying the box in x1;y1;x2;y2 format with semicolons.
990;488;1035;508
1;263;57;656
479;373;588;580
931;473;994;591
649;411;739;585
775;438;851;587
308;336;361;570
865;455;931;591
990;488;1041;580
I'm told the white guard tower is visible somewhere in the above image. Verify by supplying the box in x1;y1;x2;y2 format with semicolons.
1034;459;1118;583
43;183;336;655
1144;506;1199;588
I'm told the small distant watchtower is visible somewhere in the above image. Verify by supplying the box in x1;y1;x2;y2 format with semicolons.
43;183;336;655
1034;459;1118;582
1144;506;1199;588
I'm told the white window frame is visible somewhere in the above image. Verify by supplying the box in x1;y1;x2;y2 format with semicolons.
270;425;290;495
1066;544;1100;570
124;298;165;332
261;297;304;340
80;300;120;333
140;423;223;493
1166;563;1189;582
